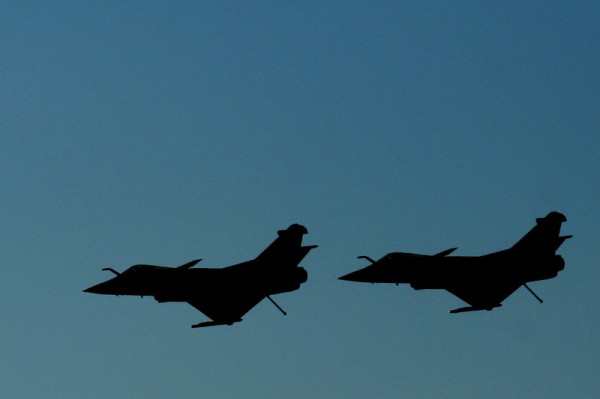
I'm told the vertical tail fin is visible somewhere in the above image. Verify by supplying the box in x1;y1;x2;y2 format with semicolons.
255;224;317;266
511;211;571;255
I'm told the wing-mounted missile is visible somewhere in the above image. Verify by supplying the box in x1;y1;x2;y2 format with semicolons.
191;319;241;328
450;304;501;313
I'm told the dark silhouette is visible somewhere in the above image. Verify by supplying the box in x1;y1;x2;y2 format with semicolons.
84;224;317;328
339;212;571;313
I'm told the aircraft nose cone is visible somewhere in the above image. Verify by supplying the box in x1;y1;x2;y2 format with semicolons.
83;280;119;295
338;269;368;282
83;283;104;294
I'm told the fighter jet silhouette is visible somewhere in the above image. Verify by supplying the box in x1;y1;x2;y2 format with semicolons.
84;224;317;328
339;212;571;313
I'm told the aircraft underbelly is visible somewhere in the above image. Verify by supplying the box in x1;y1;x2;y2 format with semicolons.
409;261;512;290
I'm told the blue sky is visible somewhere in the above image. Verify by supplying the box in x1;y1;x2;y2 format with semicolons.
2;2;599;398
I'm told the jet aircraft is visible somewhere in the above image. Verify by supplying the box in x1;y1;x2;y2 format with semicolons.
339;212;571;313
84;224;317;328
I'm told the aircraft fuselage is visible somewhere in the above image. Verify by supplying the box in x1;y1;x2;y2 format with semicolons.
339;251;565;289
84;263;308;303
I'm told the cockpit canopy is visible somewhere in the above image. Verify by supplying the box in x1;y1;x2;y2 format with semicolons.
123;264;170;274
383;252;426;261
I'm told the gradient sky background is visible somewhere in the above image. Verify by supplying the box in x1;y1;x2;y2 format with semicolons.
2;2;599;398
